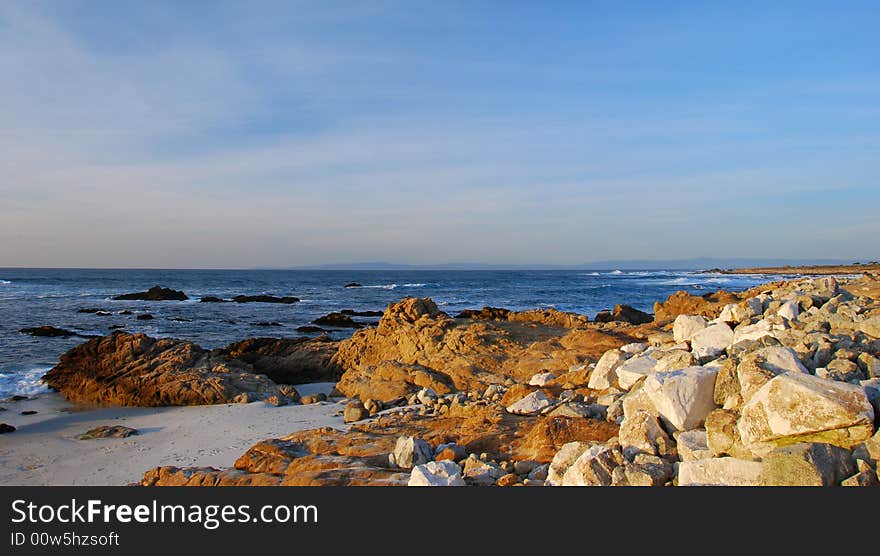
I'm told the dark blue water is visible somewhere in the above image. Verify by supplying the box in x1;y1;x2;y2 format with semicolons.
0;268;774;396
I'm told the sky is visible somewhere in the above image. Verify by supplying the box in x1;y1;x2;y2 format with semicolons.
1;1;878;268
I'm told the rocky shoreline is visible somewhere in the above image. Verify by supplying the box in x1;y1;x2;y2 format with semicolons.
7;274;880;486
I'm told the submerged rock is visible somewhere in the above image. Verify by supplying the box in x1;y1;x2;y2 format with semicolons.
20;326;87;338
113;286;188;301
313;313;363;328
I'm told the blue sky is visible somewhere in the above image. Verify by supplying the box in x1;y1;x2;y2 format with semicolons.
1;1;878;267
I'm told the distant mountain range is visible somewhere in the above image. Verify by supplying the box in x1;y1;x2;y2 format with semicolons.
289;257;858;271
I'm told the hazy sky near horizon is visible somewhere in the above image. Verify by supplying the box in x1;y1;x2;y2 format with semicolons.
1;1;878;268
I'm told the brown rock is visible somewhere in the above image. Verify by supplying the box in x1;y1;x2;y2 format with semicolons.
233;439;309;475
313;313;363;328
333;297;635;403
343;401;370;423
300;393;327;405
78;425;138;439
611;304;654;325
42;333;292;406
653;290;743;324
507;308;590;328
456;307;512;320
215;336;341;385
496;473;519;486
335;361;455;404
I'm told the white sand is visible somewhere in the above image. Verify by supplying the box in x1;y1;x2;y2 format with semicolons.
0;383;346;486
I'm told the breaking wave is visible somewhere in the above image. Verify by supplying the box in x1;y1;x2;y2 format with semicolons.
0;367;51;398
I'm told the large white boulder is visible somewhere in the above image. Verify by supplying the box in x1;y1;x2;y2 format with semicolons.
677;457;765;486
673;314;708;344
643;366;720;431
654;349;697;373
620;342;648;354
560;444;622;486
732;319;778;344
461;456;505;485
588;349;626;390
690;323;734;361
390;436;433;469
528;372;556;387
777;299;800;321
737;346;809;404
738;372;876;455
744;297;764;317
408;460;466;486
719;304;751;325
547;442;592;486
675;429;712;462
506;390;553;415
619;409;670;458
616;354;659;390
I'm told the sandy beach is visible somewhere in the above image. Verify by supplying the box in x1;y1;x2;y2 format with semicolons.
0;382;343;486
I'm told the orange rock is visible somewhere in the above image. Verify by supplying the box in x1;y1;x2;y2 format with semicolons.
496;473;520;486
653;290;744;324
43;333;295;406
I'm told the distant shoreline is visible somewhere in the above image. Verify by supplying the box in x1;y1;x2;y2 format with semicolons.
704;263;880;275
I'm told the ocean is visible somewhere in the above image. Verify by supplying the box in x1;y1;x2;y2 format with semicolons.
0;268;778;397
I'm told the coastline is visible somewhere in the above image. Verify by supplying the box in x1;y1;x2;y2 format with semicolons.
2;270;877;487
708;263;880;276
0;383;341;486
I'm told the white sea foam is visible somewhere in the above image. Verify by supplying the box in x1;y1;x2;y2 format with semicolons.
402;283;426;287
656;277;692;285
0;367;51;398
610;270;623;275
363;284;398;289
0;280;11;285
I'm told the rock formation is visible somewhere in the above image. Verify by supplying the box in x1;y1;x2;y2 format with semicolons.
215;336;343;384
42;332;299;406
113;286;188;301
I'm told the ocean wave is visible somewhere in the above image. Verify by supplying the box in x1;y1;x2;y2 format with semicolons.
362;284;398;290
656;277;692;285
402;283;426;287
0;367;51;398
579;272;601;276
0;280;11;285
610;270;623;275
704;277;733;284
